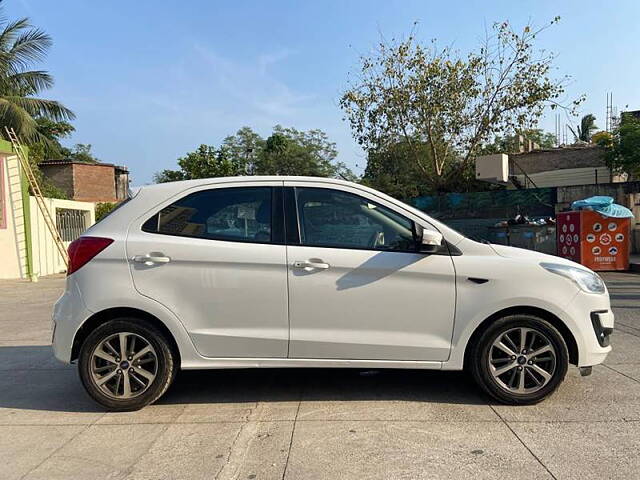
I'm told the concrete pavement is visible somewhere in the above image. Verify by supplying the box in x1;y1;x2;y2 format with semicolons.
0;273;639;479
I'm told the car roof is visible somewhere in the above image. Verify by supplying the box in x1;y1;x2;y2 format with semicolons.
137;176;354;193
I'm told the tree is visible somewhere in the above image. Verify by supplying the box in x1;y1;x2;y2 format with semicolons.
591;130;611;145
220;126;265;174
34;117;74;144
155;126;355;182
154;144;243;183
568;114;597;142
0;2;74;145
22;118;74;199
61;143;100;163
361;140;431;199
340;18;582;192
597;115;640;179
256;125;355;179
27;117;75;163
95;202;117;221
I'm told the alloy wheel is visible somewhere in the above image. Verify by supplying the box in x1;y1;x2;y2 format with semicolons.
90;332;158;399
489;327;557;394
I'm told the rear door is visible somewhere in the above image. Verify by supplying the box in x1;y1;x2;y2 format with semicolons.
127;181;289;358
284;182;456;361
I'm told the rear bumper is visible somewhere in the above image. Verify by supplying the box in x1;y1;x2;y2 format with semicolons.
52;278;92;364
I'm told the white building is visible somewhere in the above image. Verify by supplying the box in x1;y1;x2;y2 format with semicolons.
0;140;95;280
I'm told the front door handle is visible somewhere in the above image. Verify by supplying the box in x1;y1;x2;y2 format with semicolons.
133;253;171;266
292;260;330;271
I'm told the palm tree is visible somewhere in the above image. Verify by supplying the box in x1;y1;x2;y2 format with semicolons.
0;8;74;145
568;114;598;143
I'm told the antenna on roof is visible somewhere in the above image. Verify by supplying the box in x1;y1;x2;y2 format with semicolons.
605;92;615;132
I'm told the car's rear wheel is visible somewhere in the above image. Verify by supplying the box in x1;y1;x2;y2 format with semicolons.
469;315;569;405
78;318;175;411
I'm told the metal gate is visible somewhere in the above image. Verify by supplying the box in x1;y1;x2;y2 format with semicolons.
56;208;88;242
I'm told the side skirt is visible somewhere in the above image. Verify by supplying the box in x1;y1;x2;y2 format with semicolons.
181;358;444;370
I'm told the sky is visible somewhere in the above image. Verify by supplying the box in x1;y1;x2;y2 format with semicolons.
6;0;640;184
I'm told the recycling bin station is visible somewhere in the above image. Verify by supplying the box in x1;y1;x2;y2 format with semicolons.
556;210;631;271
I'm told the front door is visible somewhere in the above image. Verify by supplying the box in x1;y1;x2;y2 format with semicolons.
127;182;289;358
285;183;456;361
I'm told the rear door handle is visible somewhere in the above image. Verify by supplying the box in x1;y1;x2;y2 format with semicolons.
133;253;171;266
292;260;330;271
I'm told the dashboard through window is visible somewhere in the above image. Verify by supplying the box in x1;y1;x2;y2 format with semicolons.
295;187;416;251
142;187;272;243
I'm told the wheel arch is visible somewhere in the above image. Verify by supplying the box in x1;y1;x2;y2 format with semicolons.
463;306;579;367
71;307;182;365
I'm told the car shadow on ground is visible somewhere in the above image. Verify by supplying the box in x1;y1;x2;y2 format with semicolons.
161;368;486;406
0;345;488;413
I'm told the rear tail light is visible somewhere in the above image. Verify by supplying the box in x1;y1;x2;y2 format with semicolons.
67;236;114;275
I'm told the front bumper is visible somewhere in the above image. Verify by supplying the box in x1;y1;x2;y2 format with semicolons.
591;310;614;347
564;291;614;367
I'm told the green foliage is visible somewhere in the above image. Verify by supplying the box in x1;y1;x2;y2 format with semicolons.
568;114;598;142
363;140;438;199
34;117;75;143
363;138;499;199
256;126;353;178
340;18;583;192
95;202;116;221
39;177;68;199
220;126;265;175
155;126;355;183
479;129;557;154
28;117;75;162
154;144;243;183
60;143;100;163
24;153;67;199
0;4;74;145
0;6;76;200
598;115;640;178
591;130;611;145
21;118;76;199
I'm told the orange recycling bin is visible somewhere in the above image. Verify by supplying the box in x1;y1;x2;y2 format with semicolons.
556;210;631;271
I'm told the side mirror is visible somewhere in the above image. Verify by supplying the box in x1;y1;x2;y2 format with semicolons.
415;224;444;253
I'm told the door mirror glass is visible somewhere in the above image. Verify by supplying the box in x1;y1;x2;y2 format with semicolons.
415;224;444;253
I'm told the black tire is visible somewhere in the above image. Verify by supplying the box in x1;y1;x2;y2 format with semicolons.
78;318;175;411
469;315;569;405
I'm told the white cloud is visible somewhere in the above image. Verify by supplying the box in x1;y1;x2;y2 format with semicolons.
192;43;312;119
258;47;298;74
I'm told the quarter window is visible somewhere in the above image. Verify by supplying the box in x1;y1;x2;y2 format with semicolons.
295;187;416;251
143;187;272;243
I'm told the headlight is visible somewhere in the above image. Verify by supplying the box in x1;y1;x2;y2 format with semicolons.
540;262;606;294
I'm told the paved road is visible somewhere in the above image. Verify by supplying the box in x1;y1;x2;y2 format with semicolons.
1;273;639;480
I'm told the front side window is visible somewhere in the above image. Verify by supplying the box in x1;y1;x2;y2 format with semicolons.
295;187;416;251
143;187;272;243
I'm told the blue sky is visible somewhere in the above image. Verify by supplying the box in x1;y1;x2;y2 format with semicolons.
6;0;640;184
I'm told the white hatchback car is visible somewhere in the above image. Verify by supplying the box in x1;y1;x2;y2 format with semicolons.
53;176;614;410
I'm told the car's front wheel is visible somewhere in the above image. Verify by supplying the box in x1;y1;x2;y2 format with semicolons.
469;315;569;405
78;318;175;411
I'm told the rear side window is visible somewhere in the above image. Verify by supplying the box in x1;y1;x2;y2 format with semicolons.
142;187;273;243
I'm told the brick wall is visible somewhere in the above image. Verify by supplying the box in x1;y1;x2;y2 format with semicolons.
39;164;75;198
72;163;116;202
